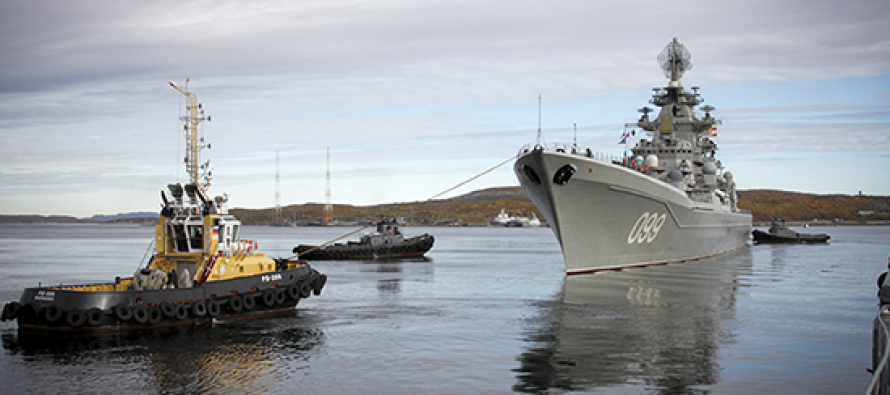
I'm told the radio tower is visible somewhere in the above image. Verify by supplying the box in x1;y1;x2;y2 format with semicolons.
323;146;333;225
275;151;282;224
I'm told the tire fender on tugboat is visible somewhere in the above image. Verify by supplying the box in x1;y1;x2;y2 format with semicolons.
114;304;132;321
191;301;207;317
86;308;104;327
66;309;87;328
132;305;149;324
44;304;63;324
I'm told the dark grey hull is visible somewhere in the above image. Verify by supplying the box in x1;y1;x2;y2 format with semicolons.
294;234;434;260
752;230;829;244
1;265;326;332
515;149;752;274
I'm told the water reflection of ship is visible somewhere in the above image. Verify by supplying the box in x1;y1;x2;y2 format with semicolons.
513;248;751;393
2;318;325;393
357;257;434;296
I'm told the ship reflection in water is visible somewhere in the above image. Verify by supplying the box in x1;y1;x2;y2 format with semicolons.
2;314;325;394
514;247;750;393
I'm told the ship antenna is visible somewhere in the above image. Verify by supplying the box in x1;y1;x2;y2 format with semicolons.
572;122;578;152
535;93;547;148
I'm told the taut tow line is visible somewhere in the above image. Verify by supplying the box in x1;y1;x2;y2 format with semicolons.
290;155;515;259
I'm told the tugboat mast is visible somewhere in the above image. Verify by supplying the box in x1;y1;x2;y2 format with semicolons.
169;79;212;193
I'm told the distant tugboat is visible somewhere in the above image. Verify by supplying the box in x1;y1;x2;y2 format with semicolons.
0;80;326;331
293;219;434;260
752;218;830;244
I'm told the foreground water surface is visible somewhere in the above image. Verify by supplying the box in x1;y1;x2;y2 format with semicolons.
0;224;886;393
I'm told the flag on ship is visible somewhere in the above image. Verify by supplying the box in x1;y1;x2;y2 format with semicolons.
708;126;717;137
619;130;629;144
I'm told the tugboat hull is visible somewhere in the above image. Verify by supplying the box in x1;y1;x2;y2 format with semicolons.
752;230;830;244
2;266;326;332
294;235;434;260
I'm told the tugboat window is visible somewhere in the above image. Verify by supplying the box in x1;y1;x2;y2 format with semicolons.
171;224;188;252
188;225;203;250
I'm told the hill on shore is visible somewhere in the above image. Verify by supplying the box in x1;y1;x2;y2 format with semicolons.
3;187;887;226
231;187;890;226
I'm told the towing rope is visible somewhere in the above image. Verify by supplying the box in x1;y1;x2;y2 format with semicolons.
291;155;515;259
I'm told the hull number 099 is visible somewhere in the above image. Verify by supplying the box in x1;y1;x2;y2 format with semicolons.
627;212;667;244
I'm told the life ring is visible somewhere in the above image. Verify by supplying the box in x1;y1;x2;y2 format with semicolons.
65;309;87;328
206;300;221;317
147;306;163;324
191;301;207;317
299;282;312;298
160;302;176;318
228;295;243;313
242;295;256;311
287;284;301;300
86;308;104;327
114;304;132;321
44;304;63;324
262;290;276;307
132;305;148;324
174;304;189;321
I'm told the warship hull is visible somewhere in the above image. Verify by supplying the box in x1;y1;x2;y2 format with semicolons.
515;149;751;274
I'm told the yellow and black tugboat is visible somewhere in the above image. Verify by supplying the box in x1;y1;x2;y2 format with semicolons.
0;80;326;331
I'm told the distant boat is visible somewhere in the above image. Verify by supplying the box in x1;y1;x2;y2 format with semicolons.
752;218;830;244
490;209;542;227
293;219;434;260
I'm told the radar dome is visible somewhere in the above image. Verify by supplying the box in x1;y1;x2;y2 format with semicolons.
645;155;659;169
703;162;717;175
667;169;683;182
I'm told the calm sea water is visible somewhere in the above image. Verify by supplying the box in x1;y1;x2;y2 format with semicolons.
0;223;886;394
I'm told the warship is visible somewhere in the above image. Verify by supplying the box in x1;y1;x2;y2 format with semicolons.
514;38;752;274
293;219;434;260
0;80;326;331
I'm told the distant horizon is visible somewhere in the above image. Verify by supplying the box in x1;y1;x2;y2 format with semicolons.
3;186;888;219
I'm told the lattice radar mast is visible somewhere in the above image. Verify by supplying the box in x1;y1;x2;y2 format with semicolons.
657;37;693;83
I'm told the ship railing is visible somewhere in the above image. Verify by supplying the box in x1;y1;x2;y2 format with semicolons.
517;143;626;166
866;305;890;395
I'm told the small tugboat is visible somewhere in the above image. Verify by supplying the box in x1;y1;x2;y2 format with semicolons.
0;80;326;331
293;219;434;260
752;217;830;244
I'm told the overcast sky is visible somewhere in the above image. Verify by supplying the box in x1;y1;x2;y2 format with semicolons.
1;0;888;217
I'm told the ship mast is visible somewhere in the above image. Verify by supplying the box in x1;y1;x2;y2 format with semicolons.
169;79;212;193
